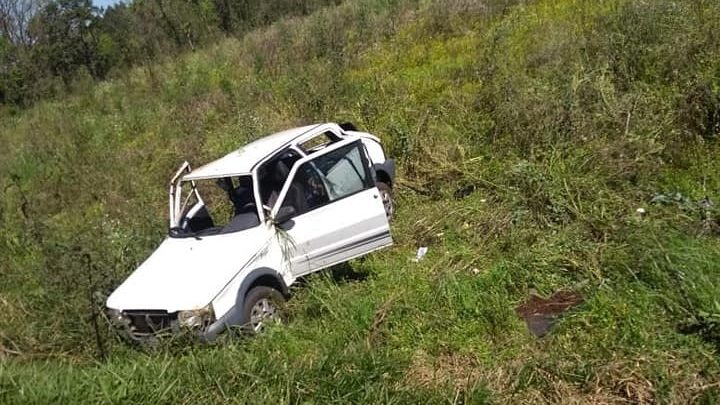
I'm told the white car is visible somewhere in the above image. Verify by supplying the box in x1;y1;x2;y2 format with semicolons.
105;123;395;341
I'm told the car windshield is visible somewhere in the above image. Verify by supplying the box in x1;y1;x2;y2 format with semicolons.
172;175;260;237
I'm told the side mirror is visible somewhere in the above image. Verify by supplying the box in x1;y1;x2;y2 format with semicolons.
273;206;296;224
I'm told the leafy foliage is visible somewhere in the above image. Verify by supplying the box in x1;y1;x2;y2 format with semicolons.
0;0;342;107
2;0;720;403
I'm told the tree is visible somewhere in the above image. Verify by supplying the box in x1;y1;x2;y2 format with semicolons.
32;0;104;84
0;1;48;106
213;0;234;33
0;0;45;46
96;3;141;70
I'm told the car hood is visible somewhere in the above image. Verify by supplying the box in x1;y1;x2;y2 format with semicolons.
106;226;270;312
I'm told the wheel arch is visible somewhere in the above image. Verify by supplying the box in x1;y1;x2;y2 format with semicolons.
245;272;289;298
203;267;288;341
373;159;395;187
237;267;289;302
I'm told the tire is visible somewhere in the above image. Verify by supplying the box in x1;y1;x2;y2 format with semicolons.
240;286;286;334
376;182;394;221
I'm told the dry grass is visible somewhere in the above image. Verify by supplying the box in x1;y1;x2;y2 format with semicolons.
402;349;485;391
401;349;720;404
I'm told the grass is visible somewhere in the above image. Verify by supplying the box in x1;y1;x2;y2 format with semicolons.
2;0;720;402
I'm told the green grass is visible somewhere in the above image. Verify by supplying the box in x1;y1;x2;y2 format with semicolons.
2;0;720;402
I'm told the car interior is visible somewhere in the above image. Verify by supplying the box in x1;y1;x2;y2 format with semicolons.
170;175;261;237
258;148;302;210
170;133;366;237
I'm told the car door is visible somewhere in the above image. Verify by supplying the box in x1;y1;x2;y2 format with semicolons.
272;138;392;275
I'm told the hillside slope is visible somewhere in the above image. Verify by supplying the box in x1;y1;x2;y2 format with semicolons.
2;0;720;402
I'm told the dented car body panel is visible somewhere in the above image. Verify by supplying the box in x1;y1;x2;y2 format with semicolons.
105;226;273;313
105;123;394;340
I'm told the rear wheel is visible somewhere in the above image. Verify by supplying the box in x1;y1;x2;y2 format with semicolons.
376;182;394;221
241;286;286;334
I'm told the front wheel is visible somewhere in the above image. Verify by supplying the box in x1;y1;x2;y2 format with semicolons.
376;182;394;221
241;286;286;334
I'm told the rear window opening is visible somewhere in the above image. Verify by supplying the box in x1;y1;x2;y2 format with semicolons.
299;131;341;155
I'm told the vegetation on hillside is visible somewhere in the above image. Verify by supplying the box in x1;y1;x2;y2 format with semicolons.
2;0;720;402
0;0;342;108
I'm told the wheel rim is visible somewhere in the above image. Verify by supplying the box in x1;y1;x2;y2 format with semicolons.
380;189;393;219
250;298;279;333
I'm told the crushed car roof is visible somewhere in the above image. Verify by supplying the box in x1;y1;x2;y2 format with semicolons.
183;124;320;180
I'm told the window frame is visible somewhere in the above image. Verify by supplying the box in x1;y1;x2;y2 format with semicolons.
271;138;375;219
169;174;262;237
255;147;303;210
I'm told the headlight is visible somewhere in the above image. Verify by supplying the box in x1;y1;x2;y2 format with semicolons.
105;308;130;328
177;304;215;328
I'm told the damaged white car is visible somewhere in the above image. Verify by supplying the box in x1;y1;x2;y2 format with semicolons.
106;123;395;341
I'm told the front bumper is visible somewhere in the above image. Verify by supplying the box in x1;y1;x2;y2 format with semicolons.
106;308;227;343
106;309;178;342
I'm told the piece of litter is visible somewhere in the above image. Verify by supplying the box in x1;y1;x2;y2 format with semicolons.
636;207;646;215
413;247;428;262
471;267;480;275
480;198;487;203
435;232;444;237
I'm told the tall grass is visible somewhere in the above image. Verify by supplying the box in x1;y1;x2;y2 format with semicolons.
2;0;720;402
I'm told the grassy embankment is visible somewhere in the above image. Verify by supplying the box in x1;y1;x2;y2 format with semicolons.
2;0;720;402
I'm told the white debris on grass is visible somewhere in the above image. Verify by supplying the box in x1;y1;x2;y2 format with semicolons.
413;247;428;262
